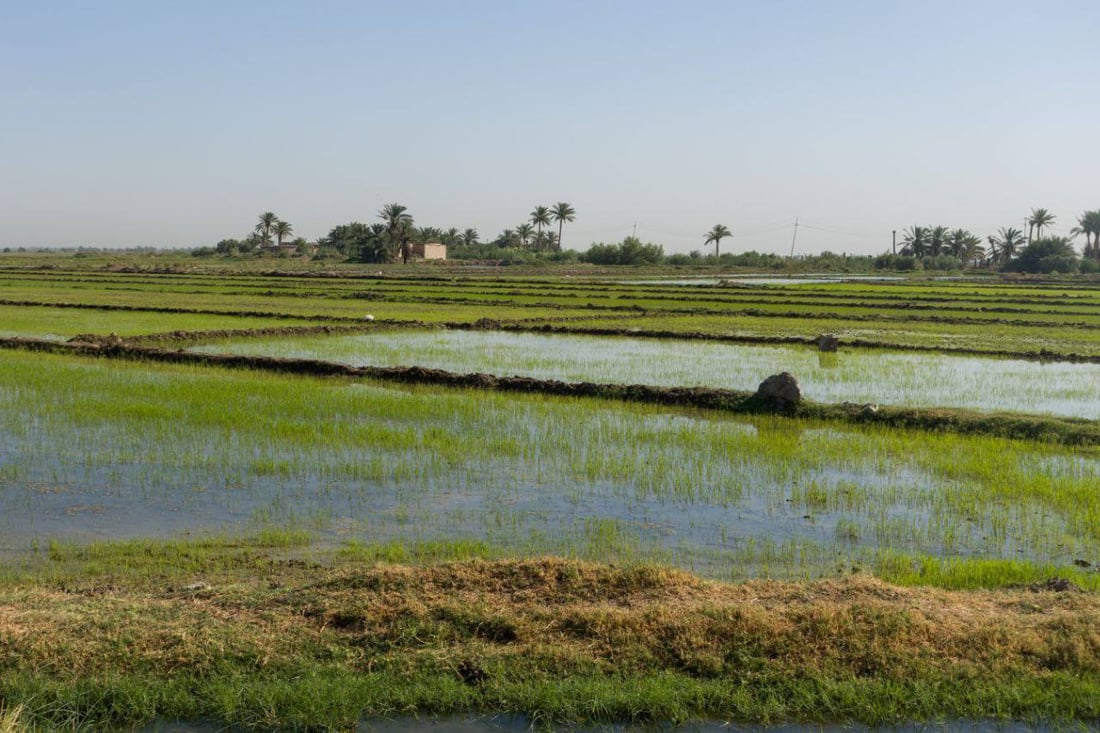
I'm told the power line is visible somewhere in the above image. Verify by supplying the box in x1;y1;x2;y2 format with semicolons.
797;222;881;239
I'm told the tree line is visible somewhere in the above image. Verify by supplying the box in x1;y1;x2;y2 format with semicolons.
204;204;1099;273
216;202;578;264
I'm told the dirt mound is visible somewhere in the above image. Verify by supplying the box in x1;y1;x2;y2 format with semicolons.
66;333;126;348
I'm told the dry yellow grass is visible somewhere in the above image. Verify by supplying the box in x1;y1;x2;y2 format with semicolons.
0;705;24;733
1;557;1097;685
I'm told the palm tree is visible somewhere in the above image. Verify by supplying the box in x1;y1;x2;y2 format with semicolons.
984;238;1000;267
1028;208;1055;242
378;203;414;264
900;226;928;259
443;227;461;246
535;231;557;252
1070;210;1100;260
704;224;732;258
988;227;1026;265
273;220;293;248
255;212;278;249
462;228;479;247
419;226;443;243
928;226;949;258
530;206;551;243
550;202;575;252
967;240;986;268
947;228;981;262
497;228;520;249
515;223;535;249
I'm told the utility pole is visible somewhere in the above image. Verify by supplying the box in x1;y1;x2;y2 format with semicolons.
892;229;896;255
788;217;799;258
632;221;637;238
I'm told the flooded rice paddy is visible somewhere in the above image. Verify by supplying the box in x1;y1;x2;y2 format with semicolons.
2;350;1097;579
191;331;1099;419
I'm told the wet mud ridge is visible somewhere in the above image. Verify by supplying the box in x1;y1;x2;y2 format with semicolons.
446;321;1100;364
0;297;365;323
3;335;1097;447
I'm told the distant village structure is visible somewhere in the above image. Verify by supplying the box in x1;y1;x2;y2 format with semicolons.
412;242;447;260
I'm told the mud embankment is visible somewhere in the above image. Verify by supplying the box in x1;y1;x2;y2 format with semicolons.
446;321;1100;364
328;290;1100;328
0;298;364;323
3;336;1097;447
127;323;371;345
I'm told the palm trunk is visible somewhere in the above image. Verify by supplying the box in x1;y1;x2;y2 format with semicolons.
557;221;564;252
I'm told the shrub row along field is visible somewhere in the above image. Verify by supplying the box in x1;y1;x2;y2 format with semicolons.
0;258;1098;729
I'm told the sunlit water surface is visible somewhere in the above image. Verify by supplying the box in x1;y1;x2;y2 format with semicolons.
190;331;1099;419
2;356;1097;576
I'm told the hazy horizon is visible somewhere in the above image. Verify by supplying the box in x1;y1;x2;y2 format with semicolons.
2;1;1097;255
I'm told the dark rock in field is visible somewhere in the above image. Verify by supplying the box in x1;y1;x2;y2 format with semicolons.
1073;558;1092;568
814;333;840;352
754;372;801;410
457;660;489;685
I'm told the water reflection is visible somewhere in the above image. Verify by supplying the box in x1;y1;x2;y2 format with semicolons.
190;331;1100;419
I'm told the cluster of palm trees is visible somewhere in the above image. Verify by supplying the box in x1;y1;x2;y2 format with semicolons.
433;227;480;248
375;205;485;262
368;202;576;258
254;212;294;249
899;226;987;265
895;208;1099;267
319;205;485;263
1001;207;1100;263
513;203;575;252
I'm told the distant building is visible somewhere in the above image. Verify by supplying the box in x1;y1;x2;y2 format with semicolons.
411;242;447;260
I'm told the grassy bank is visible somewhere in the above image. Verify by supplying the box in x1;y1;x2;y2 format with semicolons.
1;539;1099;730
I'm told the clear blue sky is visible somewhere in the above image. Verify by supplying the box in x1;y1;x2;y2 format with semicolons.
2;1;1097;255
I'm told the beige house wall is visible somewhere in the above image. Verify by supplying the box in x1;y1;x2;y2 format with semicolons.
412;243;447;260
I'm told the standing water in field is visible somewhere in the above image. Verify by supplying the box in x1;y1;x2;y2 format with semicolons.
189;331;1100;419
2;351;1098;579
